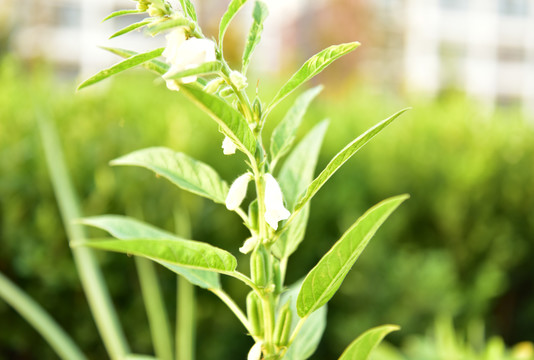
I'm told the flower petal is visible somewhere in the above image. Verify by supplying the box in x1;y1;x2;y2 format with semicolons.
264;174;290;230
226;173;252;210
222;136;237;155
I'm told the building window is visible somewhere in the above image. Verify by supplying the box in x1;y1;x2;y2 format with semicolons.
499;0;529;16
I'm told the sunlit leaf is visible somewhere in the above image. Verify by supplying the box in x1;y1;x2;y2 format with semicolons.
79;215;221;289
297;195;409;317
338;325;400;360
281;280;327;360
294;108;409;211
77;48;164;90
109;19;152;39
269;42;360;111
242;1;268;73
270;86;323;165
110;147;229;204
179;0;197;21
178;84;256;156
219;0;248;47
100;46;169;75
146;17;192;36
102;9;142;22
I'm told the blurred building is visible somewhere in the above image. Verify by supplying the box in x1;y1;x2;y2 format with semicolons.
374;0;534;114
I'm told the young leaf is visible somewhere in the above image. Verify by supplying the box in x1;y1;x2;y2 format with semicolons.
178;84;256;156
268;42;360;111
110;147;229;204
219;0;248;48
146;17;192;36
179;0;197;21
109;19;152;39
270;85;323;165
273;120;329;259
102;9;142;22
78;237;237;273
294;108;409;212
164;61;222;80
79;215;221;289
100;46;169;75
280;280;327;360
296;195;409;318
338;325;400;360
242;1;268;73
77;48;164;90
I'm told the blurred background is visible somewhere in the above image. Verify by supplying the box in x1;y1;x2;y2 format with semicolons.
1;0;533;359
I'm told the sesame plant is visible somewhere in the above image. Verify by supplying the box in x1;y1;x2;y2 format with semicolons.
73;0;410;359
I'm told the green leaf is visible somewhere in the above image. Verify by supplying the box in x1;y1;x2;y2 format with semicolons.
296;195;409;317
294;108;409;212
102;9;143;22
270;86;323;165
219;0;248;47
179;0;197;21
273;120;329;259
79;237;236;273
100;46;169;75
146;17;192;36
338;325;400;360
165;61;221;80
242;1;268;73
109;19;152;39
269;42;360;111
178;84;256;156
110;147;229;204
79;215;221;289
77;47;164;90
281;280;327;360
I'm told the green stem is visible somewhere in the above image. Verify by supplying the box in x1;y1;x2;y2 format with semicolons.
0;272;87;360
211;289;252;334
135;257;174;360
38;113;130;360
177;277;195;360
287;316;308;348
260;293;275;356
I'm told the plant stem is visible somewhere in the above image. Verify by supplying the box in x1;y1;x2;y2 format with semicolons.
135;257;174;360
0;272;88;360
211;289;252;334
38;113;130;360
177;277;195;360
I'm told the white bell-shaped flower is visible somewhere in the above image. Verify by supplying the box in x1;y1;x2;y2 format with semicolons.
264;174;290;230
163;35;216;84
225;173;252;211
162;28;187;63
222;136;237;155
239;236;258;254
247;341;263;360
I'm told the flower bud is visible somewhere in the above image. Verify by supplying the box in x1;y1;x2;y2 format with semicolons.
252;97;262;122
225;173;252;210
239;236;257;254
222;136;237;155
246;291;264;337
136;0;150;12
230;70;248;90
264;174;290;230
204;78;224;94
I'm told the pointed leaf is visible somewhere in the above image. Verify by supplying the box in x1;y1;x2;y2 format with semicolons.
102;9;143;22
146;17;192;36
78;238;236;273
110;147;229;204
178;84;256;156
77;48;164;90
281;280;327;360
338;325;400;360
296;195;409;317
269;42;360;111
109;19;152;39
165;61;221;80
271;85;323;164
179;0;197;21
219;0;248;46
273;120;329;259
100;46;169;75
79;215;221;289
294;108;409;212
242;1;268;72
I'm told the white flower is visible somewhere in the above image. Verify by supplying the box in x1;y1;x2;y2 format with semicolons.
264;174;290;230
247;341;263;360
222;136;237;155
165;79;180;92
225;173;252;211
162;29;216;84
239;236;258;254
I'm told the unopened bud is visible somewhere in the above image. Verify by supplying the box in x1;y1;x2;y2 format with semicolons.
230;70;248;90
204;78;224;94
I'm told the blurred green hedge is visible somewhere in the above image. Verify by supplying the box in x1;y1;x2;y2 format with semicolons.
1;56;533;359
